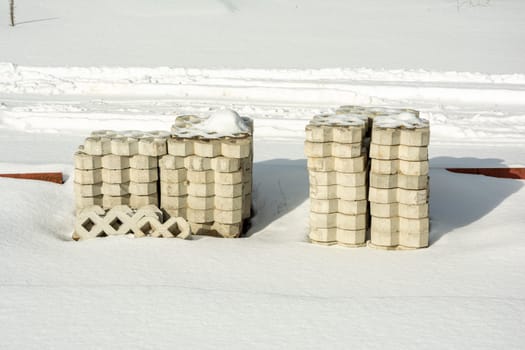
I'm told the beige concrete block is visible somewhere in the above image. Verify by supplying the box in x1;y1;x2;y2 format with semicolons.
159;155;185;170
189;222;214;236
215;171;243;185
160;194;187;209
304;141;332;158
130;194;158;208
398;145;428;161
371;127;400;145
310;212;337;229
305;125;333;143
138;137;167;157
242;194;252;219
307;157;334;172
160;181;188;196
214;222;243;238
188;183;214;197
164;207;187;219
194;139;221;157
102;155;130;170
129;182;157;195
215;196;243;211
336;229;366;246
75;169;102;185
309;185;366;200
130;155;158;169
74;152;102;170
130;168;158;183
371;159;398;174
331;127;364;144
370;173;428;190
110;137;139;156
399;218;429;248
187;170;214;184
167;138;194;156
337;214;367;230
243;178;253;195
369;173;397;189
102;194;130;209
187;196;215;210
221;138;251;158
338;199;368;215
74;183;102;197
75;195;103;209
309;227;337;243
371;216;400;234
102;182;130;196
370;202;431;219
400;127;430;146
334;156;367;173
399;160;429;176
369;143;397;160
211;157;242;172
160;168;187;183
215;209;243;224
308;171;366;187
310;198;338;214
84;137;111;156
397;188;429;205
370;203;398;218
331;142;363;158
184;156;212;171
215;183;243;197
368;187;397;203
102;168;130;184
370;228;399;247
187;208;214;223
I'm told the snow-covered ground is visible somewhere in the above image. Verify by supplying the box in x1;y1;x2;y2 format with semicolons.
1;0;525;349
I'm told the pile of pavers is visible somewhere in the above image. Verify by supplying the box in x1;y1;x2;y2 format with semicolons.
305;106;430;249
73;110;253;240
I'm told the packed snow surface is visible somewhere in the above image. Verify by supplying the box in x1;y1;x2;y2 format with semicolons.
374;113;429;129
197;109;249;136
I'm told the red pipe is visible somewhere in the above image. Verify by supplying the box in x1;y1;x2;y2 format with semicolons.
446;168;525;180
0;172;63;184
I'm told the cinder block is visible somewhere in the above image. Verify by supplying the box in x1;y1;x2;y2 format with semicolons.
194;139;222;157
336;229;366;246
160;168;187;183
215;196;243;211
371;128;400;145
187;196;215;210
84;137;111;155
130;155;158;169
211;157;242;172
400;127;430;146
102;182;130;196
130;168;158;183
129;182;157;195
184;156;212;171
138;137;167;156
215;171;243;185
399;160;429;176
309;227;337;244
111;137;139;156
167;138;194;156
74;152;102;170
102;155;130;170
187;208;214;223
102;168;130;184
160;194;187;209
130;194;158;208
188;182;214;197
159;155;185;170
75;169;102;184
102;194;130;209
75;195;103;209
215;183;243;197
160;182;188;196
74;183;102;197
187;170;214;184
221;138;251;158
214;209;243;224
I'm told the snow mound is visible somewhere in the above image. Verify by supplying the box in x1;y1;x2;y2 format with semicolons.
374;113;429;129
172;109;251;138
310;113;367;127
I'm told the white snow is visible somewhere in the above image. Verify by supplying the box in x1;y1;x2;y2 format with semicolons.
374;113;429;129
1;0;525;349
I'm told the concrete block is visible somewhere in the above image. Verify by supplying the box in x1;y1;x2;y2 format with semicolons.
310;199;367;215
371;159;398;174
130;155;158;169
310;198;339;214
399;218;429;248
130;168;158;183
74;205;105;239
371;128;400;145
75;195;103;209
337;214;367;230
308;171;366;187
184;156;212;171
187;170;214;184
334;156;367;173
370;173;428;190
309;227;337;244
159;155;185;170
369;187;428;205
332;142;363;158
221;138;251;158
370;228;399;247
211;157;242;173
102;155;130;170
215;183;244;197
102;194;130;209
310;212;337;229
213;222;243;238
369;143;397;160
102;168;130;184
102;182;130;196
130;194;158;208
215;209;243;224
398;203;429;219
160;182;188;196
74;183;102;197
194;139;222;157
400;127;430;146
309;185;366;200
167;138;194;156
187;196;215;210
243;178;253;195
215;171;243;185
129;182;157;195
83;137;111;155
146;216;192;239
160;168;187;183
74;169;102;185
215;196;243;211
332;127;364;144
242;194;252;219
398;145;428;161
164;207;187;219
160;194;187;209
336;229;366;246
74;152;102;170
188;182;214;197
187;208;214;223
91;130;118;138
399;160;429;176
138;137;167;157
304;141;332;157
305;125;332;143
110;137;139;156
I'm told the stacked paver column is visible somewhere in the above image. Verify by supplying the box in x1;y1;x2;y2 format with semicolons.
305;114;369;246
368;116;430;249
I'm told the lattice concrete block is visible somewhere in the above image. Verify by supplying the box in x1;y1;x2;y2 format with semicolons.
215;183;244;197
160;181;189;196
187;170;215;184
309;185;367;201
370;202;429;219
74;183;102;197
136;216;191;239
304;141;362;158
102;169;130;184
129;182;157;195
309;227;337;244
336;229;367;247
371;159;429;176
242;194;252;219
130;168;158;183
74;152;102;170
307;156;367;173
215;171;243;185
160;168;187;183
215;196;243;211
221;138;252;158
188;182;215;197
309;212;367;230
102;182;130;196
308;170;367;187
167;138;195;156
370;217;429;249
184;156;213;171
130;155;158;169
102;155;130;169
83;137;111;155
159;155;185;170
215;209;243;225
372;127;430;147
110;137;139;156
309;199;367;215
138;137;168;157
369;144;428;161
164;207;188;219
194;139;222;157
188;196;215;210
369;173;428;190
369;187;429;205
75;169;102;185
212;157;242;173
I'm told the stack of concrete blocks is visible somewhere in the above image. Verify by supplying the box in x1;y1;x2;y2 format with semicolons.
74;130;170;212
368;113;430;249
160;114;254;238
305;113;370;246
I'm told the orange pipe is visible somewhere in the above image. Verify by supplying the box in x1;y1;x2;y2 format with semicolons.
446;168;525;180
0;172;63;184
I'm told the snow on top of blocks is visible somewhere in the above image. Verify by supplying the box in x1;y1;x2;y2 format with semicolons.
171;109;252;139
308;113;367;127
80;130;171;156
374;113;429;129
